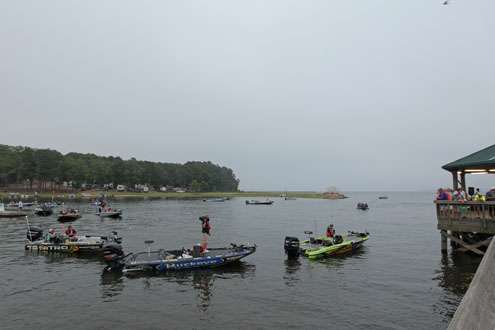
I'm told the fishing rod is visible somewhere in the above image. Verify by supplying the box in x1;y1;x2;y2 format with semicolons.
25;216;33;242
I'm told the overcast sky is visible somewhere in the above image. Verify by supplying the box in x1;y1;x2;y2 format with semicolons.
1;1;494;191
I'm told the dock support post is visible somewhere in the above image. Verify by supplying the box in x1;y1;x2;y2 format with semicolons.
441;230;448;252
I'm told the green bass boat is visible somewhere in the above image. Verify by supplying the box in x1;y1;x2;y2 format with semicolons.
300;231;369;259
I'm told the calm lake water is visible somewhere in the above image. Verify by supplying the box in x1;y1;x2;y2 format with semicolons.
0;192;481;329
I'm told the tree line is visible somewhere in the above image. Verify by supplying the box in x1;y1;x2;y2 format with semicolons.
0;145;239;192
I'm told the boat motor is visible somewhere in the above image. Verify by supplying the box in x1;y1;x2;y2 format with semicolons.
284;236;300;259
26;226;43;241
193;244;202;258
103;244;124;264
112;231;122;244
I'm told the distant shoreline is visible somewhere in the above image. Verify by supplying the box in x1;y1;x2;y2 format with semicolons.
0;191;347;201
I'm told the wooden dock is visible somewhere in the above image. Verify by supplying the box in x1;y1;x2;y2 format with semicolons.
448;238;495;329
437;145;495;328
436;201;495;255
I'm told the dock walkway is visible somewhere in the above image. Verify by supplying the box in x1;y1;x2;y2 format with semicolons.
448;238;495;329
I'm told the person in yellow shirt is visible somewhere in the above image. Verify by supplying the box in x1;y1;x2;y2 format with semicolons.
473;188;486;202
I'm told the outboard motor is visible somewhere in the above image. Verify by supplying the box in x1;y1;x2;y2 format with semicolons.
103;244;125;271
334;235;344;244
27;226;43;241
284;236;300;259
111;231;122;244
193;244;202;258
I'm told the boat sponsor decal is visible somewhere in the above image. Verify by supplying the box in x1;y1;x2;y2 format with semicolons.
157;257;224;271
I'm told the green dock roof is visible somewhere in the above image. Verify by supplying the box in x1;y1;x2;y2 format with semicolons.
442;144;495;171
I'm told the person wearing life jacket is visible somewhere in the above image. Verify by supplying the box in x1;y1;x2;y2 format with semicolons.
46;228;57;242
199;215;211;252
65;225;77;239
326;224;335;238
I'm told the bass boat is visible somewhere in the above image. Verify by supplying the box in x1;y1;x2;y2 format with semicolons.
97;209;123;218
357;202;369;210
34;205;54;216
25;226;122;254
0;203;29;218
58;209;81;222
300;231;369;259
103;241;256;274
245;200;274;205
203;198;227;202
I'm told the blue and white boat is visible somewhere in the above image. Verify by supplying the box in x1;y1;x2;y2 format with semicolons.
103;243;256;274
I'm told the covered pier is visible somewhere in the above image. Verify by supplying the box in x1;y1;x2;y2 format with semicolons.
436;144;495;255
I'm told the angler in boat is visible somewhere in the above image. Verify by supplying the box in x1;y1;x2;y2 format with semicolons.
25;224;122;255
96;199;122;218
34;203;54;216
199;215;211;252
357;202;369;210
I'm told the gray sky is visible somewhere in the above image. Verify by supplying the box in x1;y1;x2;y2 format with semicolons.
1;1;494;191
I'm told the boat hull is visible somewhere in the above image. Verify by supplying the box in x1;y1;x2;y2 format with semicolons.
35;209;53;216
245;200;274;205
25;236;122;255
97;211;122;218
0;211;29;218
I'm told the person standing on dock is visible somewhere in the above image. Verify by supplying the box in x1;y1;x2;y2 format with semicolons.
453;188;467;202
473;188;486;202
199;215;211;252
436;188;449;201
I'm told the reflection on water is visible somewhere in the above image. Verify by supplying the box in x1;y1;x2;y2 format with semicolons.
283;248;368;287
315;248;368;267
100;271;125;301
283;259;301;287
25;250;105;265
436;253;480;295
100;263;256;310
433;252;482;320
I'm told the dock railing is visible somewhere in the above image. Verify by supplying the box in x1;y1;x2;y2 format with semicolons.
435;201;495;221
435;201;495;235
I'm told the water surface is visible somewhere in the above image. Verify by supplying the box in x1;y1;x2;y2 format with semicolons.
0;192;479;329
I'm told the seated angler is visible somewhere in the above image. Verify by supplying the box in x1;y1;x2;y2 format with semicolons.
46;228;57;242
326;224;335;238
65;225;77;240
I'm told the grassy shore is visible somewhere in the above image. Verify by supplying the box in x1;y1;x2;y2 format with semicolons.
0;191;346;201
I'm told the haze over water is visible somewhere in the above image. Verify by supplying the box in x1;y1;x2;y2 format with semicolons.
0;192;479;329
